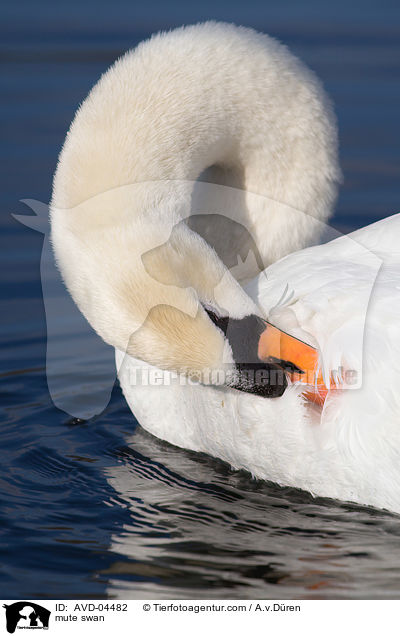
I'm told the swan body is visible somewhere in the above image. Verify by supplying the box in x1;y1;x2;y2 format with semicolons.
50;23;400;512
117;214;400;512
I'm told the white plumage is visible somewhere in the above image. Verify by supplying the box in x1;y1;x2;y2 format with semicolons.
51;22;400;513
118;213;400;512
51;22;339;376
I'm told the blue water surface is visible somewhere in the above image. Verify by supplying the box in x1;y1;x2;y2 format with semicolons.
1;0;400;599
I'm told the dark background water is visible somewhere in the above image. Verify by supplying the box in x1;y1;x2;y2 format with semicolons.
1;0;400;599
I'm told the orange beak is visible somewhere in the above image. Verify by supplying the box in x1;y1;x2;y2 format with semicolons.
258;321;334;406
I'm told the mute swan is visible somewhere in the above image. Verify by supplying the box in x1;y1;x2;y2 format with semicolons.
51;23;400;513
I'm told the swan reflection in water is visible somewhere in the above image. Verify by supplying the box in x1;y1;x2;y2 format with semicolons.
102;424;400;600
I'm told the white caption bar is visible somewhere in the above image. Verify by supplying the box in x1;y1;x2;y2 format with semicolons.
1;599;398;636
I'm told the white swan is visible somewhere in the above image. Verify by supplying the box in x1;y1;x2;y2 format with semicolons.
50;23;400;512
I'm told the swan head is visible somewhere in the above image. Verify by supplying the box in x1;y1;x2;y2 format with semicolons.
51;194;288;399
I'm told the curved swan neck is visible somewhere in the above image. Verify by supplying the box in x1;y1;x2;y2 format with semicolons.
51;22;340;384
52;23;339;260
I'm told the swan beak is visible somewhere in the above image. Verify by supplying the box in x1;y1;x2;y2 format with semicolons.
258;321;330;406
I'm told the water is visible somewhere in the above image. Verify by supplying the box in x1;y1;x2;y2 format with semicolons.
1;0;400;599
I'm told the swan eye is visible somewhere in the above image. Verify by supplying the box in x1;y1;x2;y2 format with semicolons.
204;308;229;335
